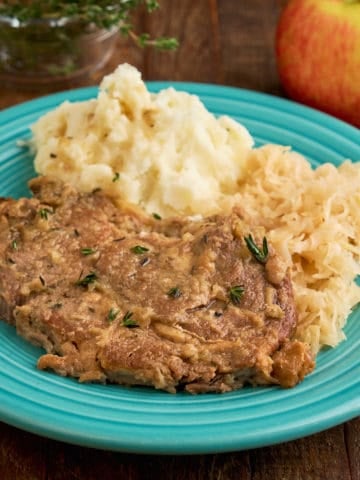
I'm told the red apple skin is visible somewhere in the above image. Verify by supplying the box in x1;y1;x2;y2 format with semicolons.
276;0;360;128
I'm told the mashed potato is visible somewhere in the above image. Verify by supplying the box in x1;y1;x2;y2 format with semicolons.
32;63;360;354
32;63;254;217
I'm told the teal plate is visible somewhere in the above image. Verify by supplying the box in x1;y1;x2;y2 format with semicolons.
0;83;359;454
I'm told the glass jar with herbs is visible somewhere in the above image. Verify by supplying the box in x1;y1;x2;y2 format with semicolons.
0;1;177;90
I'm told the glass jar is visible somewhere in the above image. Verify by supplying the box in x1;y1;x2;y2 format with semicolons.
0;14;118;90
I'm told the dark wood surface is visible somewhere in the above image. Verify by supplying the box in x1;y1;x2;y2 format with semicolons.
0;1;359;479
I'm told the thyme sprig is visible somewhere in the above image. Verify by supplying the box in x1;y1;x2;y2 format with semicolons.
244;234;269;264
0;1;178;51
229;285;245;305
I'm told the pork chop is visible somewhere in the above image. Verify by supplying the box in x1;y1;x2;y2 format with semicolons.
0;177;314;393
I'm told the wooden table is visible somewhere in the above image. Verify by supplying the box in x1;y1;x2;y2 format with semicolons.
0;1;359;479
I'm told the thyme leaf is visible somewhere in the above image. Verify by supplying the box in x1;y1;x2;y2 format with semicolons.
81;247;96;256
152;212;162;220
122;311;139;328
76;271;97;286
39;208;53;220
130;245;149;254
244;234;269;264
112;172;120;182
229;285;245;305
167;286;182;298
107;308;119;322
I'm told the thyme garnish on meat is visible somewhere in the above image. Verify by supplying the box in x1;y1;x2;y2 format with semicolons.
112;172;120;182
76;271;98;286
122;311;139;328
39;208;53;220
130;245;149;254
229;285;245;305
81;247;97;256
11;240;17;250
152;212;162;220
108;308;119;322
167;286;182;298
244;234;269;264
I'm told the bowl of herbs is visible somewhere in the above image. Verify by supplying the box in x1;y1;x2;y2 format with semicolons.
0;0;177;90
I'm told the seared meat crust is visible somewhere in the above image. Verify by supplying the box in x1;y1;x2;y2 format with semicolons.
0;177;314;393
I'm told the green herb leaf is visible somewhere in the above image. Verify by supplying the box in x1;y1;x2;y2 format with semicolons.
138;32;150;48
107;308;119;322
244;235;269;264
130;245;149;254
153;37;179;50
81;247;96;256
146;0;160;13
112;172;120;182
11;240;18;250
229;285;245;305
39;208;53;220
167;286;182;298
122;311;139;328
76;271;98;286
152;212;162;220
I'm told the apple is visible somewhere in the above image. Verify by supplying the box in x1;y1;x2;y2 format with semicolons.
275;0;360;128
